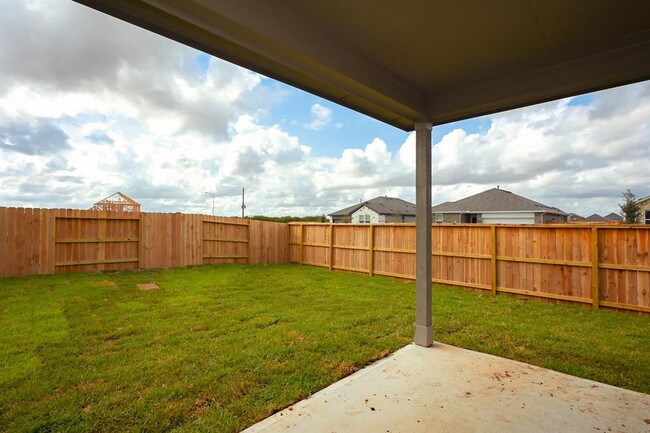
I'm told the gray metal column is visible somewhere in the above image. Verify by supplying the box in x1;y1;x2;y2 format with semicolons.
414;122;433;347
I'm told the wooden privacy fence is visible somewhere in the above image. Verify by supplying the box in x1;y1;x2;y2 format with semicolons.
0;207;289;277
289;223;650;314
2;207;649;314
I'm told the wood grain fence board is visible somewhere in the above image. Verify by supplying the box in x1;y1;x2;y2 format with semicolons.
249;220;288;264
15;208;27;275
491;225;498;293
27;208;40;276
497;286;592;304
202;217;250;265
15;208;27;276
299;224;304;264
599;300;650;313
47;209;58;273
329;225;335;270
10;208;20;276
0;208;7;277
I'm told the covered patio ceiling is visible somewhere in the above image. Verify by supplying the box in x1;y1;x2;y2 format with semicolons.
74;0;650;130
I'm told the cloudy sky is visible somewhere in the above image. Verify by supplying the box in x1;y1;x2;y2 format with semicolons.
1;0;648;218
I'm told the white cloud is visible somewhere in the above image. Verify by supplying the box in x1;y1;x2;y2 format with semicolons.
307;103;333;130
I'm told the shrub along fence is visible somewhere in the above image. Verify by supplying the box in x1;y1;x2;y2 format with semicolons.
288;223;650;314
0;207;288;277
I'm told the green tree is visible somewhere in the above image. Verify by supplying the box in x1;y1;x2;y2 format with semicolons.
619;189;641;224
249;215;326;223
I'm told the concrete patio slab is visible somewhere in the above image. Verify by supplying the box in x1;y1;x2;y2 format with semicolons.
243;343;650;433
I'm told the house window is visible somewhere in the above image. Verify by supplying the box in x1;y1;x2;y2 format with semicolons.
645;210;650;225
461;213;479;223
359;214;371;223
435;214;443;223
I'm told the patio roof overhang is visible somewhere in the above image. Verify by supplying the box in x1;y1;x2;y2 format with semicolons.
73;0;650;131
73;0;650;347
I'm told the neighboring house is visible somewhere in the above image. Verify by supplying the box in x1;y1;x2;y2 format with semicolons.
568;213;585;222
329;196;416;223
431;188;568;224
637;195;650;224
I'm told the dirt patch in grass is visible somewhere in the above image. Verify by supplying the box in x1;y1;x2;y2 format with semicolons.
287;330;307;345
137;282;159;291
333;361;358;376
92;280;116;287
188;397;222;419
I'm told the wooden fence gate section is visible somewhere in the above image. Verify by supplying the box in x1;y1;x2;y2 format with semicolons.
54;213;140;272
202;219;250;263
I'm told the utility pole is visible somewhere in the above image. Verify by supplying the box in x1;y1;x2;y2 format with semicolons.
205;192;216;216
241;187;246;218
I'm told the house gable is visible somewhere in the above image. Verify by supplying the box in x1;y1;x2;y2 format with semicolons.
351;205;381;223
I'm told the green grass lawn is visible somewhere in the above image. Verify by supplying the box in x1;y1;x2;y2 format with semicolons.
1;264;648;432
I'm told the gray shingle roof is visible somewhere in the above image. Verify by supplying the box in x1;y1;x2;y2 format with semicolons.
584;214;607;222
585;213;623;222
329;196;416;217
431;188;567;215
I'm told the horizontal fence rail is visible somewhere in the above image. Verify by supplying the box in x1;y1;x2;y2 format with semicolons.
289;223;650;314
0;207;289;277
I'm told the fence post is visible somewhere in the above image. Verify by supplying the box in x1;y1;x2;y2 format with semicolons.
299;224;304;265
368;224;375;276
286;223;291;264
329;224;334;270
138;213;144;269
247;219;251;264
591;226;599;309
491;225;497;295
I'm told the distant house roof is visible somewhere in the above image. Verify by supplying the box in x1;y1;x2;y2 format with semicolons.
431;188;567;215
329;196;416;217
584;213;622;222
604;212;623;221
584;214;607;222
91;192;141;213
637;195;650;206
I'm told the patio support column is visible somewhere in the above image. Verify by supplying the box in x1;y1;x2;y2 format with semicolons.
414;122;433;347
